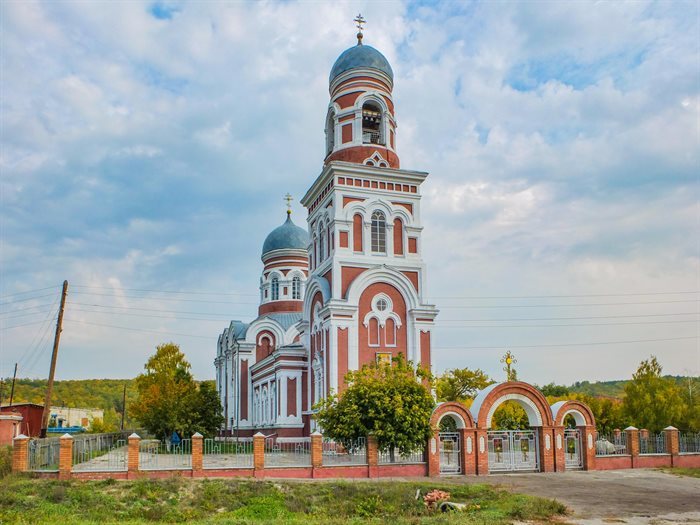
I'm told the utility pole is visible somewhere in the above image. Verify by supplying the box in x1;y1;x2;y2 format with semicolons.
9;363;18;406
120;383;127;431
40;280;68;438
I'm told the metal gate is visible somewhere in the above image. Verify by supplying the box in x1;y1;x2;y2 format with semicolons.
564;429;583;469
439;432;461;474
487;430;539;472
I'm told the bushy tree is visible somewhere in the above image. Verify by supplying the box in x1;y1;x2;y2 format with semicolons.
436;368;494;403
314;355;434;456
539;383;570;397
622;356;685;432
132;343;224;440
492;401;529;430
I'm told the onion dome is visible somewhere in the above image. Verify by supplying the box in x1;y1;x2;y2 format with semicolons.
261;213;309;257
329;44;394;84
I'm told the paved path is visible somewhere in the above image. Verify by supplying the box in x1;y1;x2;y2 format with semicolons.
453;469;700;524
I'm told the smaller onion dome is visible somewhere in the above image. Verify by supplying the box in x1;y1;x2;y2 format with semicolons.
329;44;394;84
261;213;309;257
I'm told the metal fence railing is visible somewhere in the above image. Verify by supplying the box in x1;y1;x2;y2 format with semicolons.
264;438;311;467
378;446;425;464
72;432;129;472
595;432;627;456
322;438;367;466
139;439;192;470
680;433;700;454
28;437;61;471
639;433;666;455
203;438;253;469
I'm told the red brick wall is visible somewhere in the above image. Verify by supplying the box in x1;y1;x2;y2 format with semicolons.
357;282;407;367
287;378;297;417
341;266;367;298
240;360;249;421
353;214;363;252
393;218;403;255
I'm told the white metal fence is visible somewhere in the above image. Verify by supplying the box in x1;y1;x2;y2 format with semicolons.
322;438;367;466
264;438;311;467
595;432;627;456
378;446;425;464
28;437;60;471
139;438;192;470
680;433;700;454
203;438;253;469
639;433;666;455
72;432;129;472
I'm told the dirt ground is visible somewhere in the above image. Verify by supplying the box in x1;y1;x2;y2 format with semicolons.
455;469;700;524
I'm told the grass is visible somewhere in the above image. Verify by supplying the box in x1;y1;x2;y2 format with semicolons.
663;467;700;478
0;475;568;524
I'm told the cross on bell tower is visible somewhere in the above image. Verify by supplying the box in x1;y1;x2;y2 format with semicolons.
354;13;366;45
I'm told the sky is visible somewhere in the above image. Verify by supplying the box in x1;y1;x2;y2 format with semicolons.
1;0;698;386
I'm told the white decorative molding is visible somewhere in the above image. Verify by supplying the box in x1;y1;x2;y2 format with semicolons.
556;434;562;450
466;437;473;454
479;436;485;454
484;393;544;428
545;434;551;451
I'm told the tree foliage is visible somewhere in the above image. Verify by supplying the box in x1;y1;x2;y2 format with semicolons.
314;355;434;455
622;356;686;432
436;368;494;403
492;401;529;430
131;343;224;439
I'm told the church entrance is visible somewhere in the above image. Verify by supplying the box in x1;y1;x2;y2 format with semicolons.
487;430;539;472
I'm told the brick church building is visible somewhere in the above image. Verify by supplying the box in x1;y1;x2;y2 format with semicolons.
215;28;438;438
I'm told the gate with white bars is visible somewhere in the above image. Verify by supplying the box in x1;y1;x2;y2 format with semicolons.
564;429;583;469
487;430;539;472
438;432;461;474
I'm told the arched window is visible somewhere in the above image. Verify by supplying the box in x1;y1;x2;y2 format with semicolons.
371;211;386;253
326;111;335;154
385;318;396;346
368;317;380;346
271;277;279;300
362;102;383;145
393;218;404;255
292;276;301;300
353;214;363;252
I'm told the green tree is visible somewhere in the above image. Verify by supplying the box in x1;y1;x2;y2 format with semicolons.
182;380;225;437
436;368;494;403
492;401;529;430
622;356;685;432
131;343;198;440
314;355;434;457
539;383;570;397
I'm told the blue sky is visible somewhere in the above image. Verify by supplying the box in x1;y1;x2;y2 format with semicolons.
1;0;698;385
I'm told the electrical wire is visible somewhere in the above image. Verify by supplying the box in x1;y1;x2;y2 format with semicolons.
427;291;699;299
67;319;214;340
0;293;59;307
72;284;257;296
435;336;697;350
70;291;258;305
0;285;60;300
438;299;698;309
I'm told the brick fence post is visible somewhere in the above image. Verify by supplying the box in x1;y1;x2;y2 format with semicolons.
367;434;378;478
127;433;141;478
191;432;203;475
310;431;323;477
664;426;679;467
253;432;265;478
582;425;596;471
12;434;29;473
475;428;488;475
59;433;73;480
538;426;555;472
625;426;639;468
553;426;566;472
427;430;440;477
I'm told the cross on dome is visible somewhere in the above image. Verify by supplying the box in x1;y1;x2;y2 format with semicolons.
284;192;294;216
354;13;366;45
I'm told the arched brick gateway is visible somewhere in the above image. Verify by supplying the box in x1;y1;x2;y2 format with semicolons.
428;402;475;477
551;400;597;471
470;382;555;474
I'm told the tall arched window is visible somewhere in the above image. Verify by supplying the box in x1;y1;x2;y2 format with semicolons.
393;218;404;255
362;102;383;145
353;214;363;252
319;224;326;261
292;276;301;300
271;277;279;300
326;111;335;154
371;211;386;253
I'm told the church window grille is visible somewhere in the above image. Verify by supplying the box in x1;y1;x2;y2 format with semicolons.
292;276;301;300
371;211;386;253
362;102;384;145
271;277;279;301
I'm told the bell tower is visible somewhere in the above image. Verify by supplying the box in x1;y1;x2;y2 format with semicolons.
299;17;438;417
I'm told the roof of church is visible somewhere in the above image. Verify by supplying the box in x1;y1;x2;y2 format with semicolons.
260;312;303;331
329;44;393;84
262;214;309;256
228;320;249;340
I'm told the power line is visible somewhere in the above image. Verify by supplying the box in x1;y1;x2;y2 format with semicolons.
67;301;248;317
438;320;699;328
67;308;235;323
439;299;698;309
438;312;700;322
70;291;258;305
67;319;214;340
435;336;697;350
72;284;258;297
0;319;55;331
0;293;59;307
0;285;60;300
0;302;59;316
0;306;56;321
428;291;699;299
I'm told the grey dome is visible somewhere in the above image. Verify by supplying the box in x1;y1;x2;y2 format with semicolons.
329;44;393;84
262;214;309;256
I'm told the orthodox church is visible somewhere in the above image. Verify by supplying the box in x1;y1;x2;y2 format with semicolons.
215;24;438;438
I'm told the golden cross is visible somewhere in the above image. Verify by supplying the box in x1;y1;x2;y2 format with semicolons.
284;193;293;215
354;13;366;44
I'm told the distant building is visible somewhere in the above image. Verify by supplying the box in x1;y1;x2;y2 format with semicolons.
215;30;437;438
0;403;104;436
